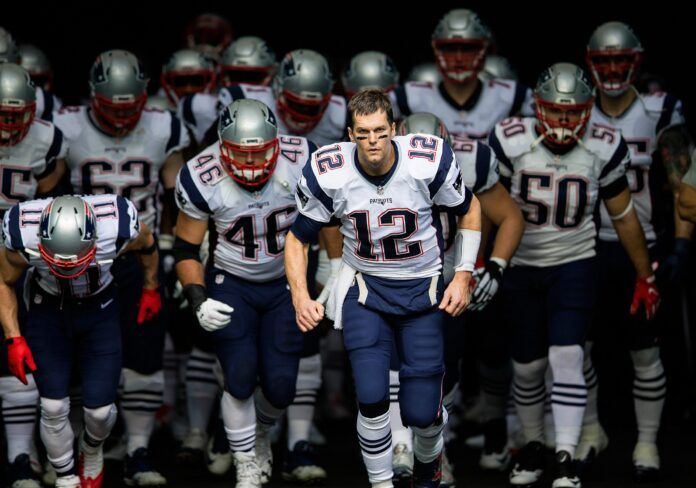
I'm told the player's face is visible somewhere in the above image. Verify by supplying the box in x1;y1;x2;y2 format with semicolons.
349;110;396;171
542;106;584;126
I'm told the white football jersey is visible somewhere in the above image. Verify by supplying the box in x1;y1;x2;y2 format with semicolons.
35;87;62;122
2;194;140;298
0;119;67;215
178;92;219;146
439;135;499;248
490;117;629;268
390;79;534;140
54;106;190;229
590;92;685;242
295;136;472;279
176;136;315;282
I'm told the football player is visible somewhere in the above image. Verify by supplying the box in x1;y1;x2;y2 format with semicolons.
0;28;61;122
1;194;160;488
489;63;658;488
19;44;53;91
160;49;217;109
390;10;533;140
219;36;277;87
342;51;400;99
0;61;68;488
54;49;189;486
578;21;694;480
174;98;318;487
183;13;233;62
392;113;524;486
285;89;481;488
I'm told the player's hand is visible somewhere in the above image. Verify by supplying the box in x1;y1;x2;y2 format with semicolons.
316;258;341;305
137;288;162;325
655;237;690;286
630;275;660;321
439;271;472;317
294;296;324;332
6;336;37;385
468;259;504;312
196;298;234;332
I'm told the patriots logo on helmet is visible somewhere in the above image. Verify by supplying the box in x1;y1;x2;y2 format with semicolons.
283;55;296;76
296;184;309;208
220;107;233;129
93;57;106;83
267;109;277;127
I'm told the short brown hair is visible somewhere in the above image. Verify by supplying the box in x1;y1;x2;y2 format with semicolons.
347;89;394;128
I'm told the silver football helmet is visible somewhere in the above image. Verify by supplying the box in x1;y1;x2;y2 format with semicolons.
534;62;594;146
397;112;451;144
19;44;52;89
432;9;491;83
273;49;333;134
407;62;442;85
218;99;279;187
342;51;399;98
586;21;643;97
89;50;149;137
161;49;216;104
0;63;36;146
479;55;517;81
0;27;19;64
220;36;277;87
38;196;98;279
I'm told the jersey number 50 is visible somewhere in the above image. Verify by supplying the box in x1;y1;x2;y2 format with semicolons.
519;173;589;228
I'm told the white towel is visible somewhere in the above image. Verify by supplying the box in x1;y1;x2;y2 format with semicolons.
325;261;356;330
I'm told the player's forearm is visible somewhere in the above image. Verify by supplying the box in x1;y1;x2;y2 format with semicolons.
138;250;159;290
175;259;205;288
458;195;482;232
613;209;653;278
285;231;311;302
0;281;20;339
673;194;694;240
678;183;696;223
489;214;524;264
320;226;343;259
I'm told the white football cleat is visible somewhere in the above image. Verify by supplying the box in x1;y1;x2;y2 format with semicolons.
576;423;609;464
233;451;262;488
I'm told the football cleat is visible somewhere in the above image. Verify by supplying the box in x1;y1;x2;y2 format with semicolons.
123;448;167;486
6;454;41;488
551;451;581;488
282;441;327;484
233;451;262;488
392;443;413;487
633;441;660;483
509;441;545;487
576;423;609;465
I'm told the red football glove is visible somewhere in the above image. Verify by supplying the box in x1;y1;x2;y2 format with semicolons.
630;275;660;321
6;336;37;385
137;288;162;325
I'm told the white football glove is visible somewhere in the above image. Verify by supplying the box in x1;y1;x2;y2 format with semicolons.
468;258;505;312
196;298;234;331
316;258;342;305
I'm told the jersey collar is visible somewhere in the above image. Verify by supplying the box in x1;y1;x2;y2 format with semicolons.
438;79;483;112
353;141;400;190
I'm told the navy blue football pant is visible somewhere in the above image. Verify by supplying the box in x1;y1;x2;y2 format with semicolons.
112;252;165;374
343;282;445;428
23;283;122;408
206;268;303;409
503;257;599;363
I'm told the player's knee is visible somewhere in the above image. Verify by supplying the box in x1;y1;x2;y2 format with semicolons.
83;404;116;425
225;377;255;401
261;375;296;409
400;377;442;428
358;399;389;419
40;397;70;430
548;345;583;375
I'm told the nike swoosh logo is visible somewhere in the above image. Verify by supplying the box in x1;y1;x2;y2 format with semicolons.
101;298;114;309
